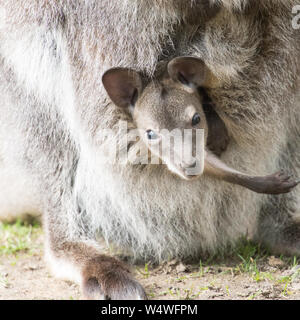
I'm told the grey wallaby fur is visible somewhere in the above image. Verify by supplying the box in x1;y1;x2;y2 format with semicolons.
0;0;299;299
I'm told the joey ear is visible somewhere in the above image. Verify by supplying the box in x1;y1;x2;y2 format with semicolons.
167;56;208;89
102;68;143;109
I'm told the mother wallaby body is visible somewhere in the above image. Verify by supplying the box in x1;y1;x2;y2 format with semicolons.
0;0;299;299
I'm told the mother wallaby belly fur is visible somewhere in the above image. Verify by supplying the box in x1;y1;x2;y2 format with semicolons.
0;0;299;299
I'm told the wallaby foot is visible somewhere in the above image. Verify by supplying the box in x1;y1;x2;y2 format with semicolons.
46;240;147;300
82;255;147;300
252;171;300;195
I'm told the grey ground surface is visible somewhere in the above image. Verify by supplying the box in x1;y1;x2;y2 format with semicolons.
1;222;300;300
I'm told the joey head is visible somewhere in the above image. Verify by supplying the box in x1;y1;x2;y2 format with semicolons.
103;57;300;195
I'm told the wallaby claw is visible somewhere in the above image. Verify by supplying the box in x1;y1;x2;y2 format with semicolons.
264;172;299;194
83;276;147;300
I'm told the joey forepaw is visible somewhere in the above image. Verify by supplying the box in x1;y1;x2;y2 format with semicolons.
263;171;300;194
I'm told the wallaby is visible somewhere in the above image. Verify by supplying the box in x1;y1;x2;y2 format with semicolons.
0;1;299;300
103;56;299;195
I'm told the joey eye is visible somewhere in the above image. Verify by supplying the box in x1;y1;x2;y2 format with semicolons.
192;113;201;126
146;130;159;140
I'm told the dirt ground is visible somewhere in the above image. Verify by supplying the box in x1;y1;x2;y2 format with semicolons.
1;226;300;300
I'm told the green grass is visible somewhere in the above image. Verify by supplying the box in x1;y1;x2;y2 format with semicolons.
136;262;151;279
235;240;267;271
0;219;42;255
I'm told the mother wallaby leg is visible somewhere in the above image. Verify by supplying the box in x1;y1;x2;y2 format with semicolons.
44;197;147;300
45;238;146;300
42;157;146;300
